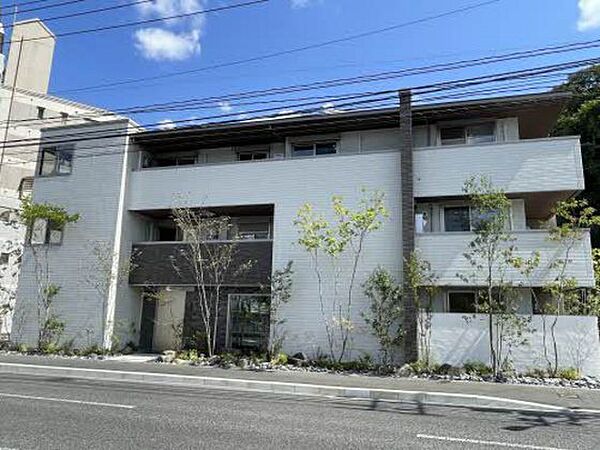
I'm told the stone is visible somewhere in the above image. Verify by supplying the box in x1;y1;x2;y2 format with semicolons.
160;350;176;363
395;363;415;377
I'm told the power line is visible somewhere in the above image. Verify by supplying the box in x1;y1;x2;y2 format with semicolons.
0;0;269;47
0;56;593;156
7;36;598;131
0;0;91;18
2;0;157;27
54;0;504;94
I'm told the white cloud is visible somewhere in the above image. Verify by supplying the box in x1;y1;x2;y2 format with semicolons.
290;0;318;8
134;0;206;61
578;0;600;30
157;119;177;130
218;101;233;113
135;28;200;61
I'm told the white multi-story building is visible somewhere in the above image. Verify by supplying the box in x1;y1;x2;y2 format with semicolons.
12;91;600;374
0;19;121;336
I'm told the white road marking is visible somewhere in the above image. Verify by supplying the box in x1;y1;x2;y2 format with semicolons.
417;434;569;450
0;392;135;409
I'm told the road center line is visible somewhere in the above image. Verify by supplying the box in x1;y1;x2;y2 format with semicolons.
417;434;569;450
0;392;135;409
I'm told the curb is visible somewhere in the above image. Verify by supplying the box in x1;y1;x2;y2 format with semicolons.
0;362;592;414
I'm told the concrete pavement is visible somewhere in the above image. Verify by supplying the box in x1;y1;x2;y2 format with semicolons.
0;373;599;449
0;353;599;413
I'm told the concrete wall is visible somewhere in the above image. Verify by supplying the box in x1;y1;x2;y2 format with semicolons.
427;313;600;376
416;230;595;287
414;137;584;197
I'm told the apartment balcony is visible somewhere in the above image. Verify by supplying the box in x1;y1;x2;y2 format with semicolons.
129;240;273;286
416;229;594;287
414;136;584;198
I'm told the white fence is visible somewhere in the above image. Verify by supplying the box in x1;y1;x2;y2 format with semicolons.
427;313;600;377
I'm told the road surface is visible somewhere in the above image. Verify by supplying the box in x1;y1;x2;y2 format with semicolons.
0;373;598;449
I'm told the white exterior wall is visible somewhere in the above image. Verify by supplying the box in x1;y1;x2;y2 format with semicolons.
428;313;600;376
128;151;403;358
416;230;595;287
414;137;584;197
13;121;136;347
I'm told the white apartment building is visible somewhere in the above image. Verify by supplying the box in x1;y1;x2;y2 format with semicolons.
12;91;600;374
0;19;120;337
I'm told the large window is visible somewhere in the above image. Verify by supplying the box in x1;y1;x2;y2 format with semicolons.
227;294;271;352
444;206;471;232
39;146;74;176
448;291;478;313
439;122;495;146
292;141;337;157
237;149;269;161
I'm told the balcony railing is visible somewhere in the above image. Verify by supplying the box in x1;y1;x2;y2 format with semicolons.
416;229;594;287
414;136;584;197
129;240;273;286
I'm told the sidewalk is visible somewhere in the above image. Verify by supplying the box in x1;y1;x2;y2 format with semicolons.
0;353;598;413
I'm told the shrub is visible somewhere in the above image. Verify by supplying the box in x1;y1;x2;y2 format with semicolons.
271;353;288;366
463;360;493;376
177;349;200;361
15;343;29;353
557;367;580;380
409;359;440;375
40;341;61;355
524;368;548;378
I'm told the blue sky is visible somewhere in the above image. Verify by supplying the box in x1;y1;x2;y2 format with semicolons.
8;0;600;128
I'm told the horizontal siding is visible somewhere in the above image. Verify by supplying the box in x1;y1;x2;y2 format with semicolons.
416;230;595;287
128;152;403;358
414;137;584;197
130;241;273;286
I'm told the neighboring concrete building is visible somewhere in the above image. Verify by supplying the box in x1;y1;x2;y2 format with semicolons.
12;92;600;374
0;19;120;337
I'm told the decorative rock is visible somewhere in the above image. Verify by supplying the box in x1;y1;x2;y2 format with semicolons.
395;363;415;377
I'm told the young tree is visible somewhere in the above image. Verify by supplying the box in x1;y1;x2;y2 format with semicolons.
295;189;388;362
81;240;137;350
18;198;79;350
543;199;600;375
172;207;252;357
268;261;294;357
362;266;402;365
462;176;530;375
405;251;438;369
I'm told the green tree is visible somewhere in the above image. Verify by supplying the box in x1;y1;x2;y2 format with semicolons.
18;198;79;350
553;65;600;246
295;189;388;362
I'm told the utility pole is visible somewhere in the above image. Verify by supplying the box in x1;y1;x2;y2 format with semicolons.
399;89;418;363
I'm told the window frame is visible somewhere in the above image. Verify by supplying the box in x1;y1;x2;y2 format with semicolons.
28;218;65;246
38;145;74;177
438;121;496;146
291;140;339;158
447;290;479;313
226;293;271;352
236;149;270;162
442;204;512;232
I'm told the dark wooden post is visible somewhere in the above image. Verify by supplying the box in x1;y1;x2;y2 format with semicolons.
399;90;418;363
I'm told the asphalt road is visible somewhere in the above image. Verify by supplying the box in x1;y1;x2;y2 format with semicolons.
0;374;598;449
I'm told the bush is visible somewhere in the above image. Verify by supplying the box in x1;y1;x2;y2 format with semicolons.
271;353;288;366
524;368;548;378
40;341;61;355
463;360;493;376
557;367;580;380
177;349;200;361
409;359;440;375
15;343;29;353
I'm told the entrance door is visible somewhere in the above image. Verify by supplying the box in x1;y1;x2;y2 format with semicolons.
139;297;157;352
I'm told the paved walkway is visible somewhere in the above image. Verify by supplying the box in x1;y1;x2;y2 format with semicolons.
0;353;598;410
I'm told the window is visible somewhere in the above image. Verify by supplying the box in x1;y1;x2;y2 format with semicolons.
143;151;197;168
237;150;269;161
235;220;271;240
60;112;69;124
444;206;471;232
227;294;271;352
37;107;45;120
439;122;495;146
39;146;74;176
29;218;64;245
448;291;478;313
292;141;338;157
0;253;9;265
